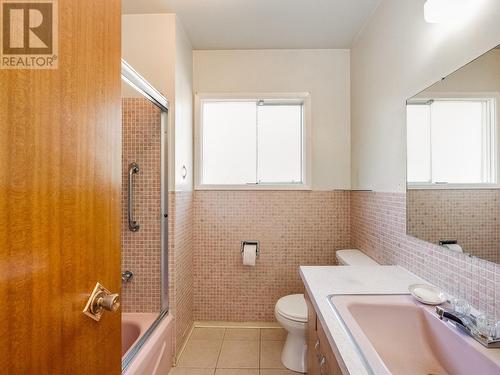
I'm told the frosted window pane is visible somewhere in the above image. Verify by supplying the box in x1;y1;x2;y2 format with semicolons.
407;105;431;182
257;105;302;183
202;101;257;184
431;101;483;183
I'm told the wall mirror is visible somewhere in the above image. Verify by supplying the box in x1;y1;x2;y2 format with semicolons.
406;45;500;264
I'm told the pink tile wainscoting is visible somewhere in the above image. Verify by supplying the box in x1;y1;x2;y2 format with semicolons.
193;190;351;321
351;191;500;320
169;191;195;356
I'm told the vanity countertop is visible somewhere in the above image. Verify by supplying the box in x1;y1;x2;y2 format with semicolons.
300;265;426;375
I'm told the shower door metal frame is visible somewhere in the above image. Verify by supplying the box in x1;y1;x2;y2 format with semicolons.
121;59;169;372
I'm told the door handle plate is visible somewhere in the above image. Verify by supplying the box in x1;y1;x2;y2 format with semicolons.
83;282;120;321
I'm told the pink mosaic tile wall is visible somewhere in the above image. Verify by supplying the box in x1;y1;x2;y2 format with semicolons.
193;190;351;321
121;98;162;313
351;191;500;319
168;191;194;356
407;189;500;264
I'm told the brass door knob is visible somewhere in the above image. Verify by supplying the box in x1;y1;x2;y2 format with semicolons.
83;282;120;321
96;292;120;312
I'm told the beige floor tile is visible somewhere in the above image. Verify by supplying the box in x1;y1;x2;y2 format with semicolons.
195;321;280;328
224;328;260;341
190;327;226;341
215;369;259;375
178;339;222;368
217;340;260;369
261;328;287;341
260;340;286;369
169;368;215;375
260;370;301;375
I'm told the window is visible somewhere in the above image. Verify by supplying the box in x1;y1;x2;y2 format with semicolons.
407;98;497;186
195;94;310;189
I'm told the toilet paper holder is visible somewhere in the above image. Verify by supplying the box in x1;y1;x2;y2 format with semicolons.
241;240;260;256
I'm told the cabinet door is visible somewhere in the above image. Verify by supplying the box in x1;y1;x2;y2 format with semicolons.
317;318;343;375
305;291;320;375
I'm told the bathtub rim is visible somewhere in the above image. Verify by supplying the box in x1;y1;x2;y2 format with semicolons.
122;308;169;372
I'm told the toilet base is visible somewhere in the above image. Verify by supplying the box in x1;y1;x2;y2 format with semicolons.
281;331;307;373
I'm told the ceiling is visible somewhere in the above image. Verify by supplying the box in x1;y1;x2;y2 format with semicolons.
122;0;382;49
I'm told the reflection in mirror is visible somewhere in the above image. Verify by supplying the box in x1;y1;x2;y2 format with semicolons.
406;45;500;264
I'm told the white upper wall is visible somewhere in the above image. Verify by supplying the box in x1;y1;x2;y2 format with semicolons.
122;14;194;191
193;49;351;190
122;14;176;98
351;0;500;192
174;19;194;191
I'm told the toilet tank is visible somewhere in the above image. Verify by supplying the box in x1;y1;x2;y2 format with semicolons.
336;249;379;266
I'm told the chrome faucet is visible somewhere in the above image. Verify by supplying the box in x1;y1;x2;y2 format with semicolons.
122;270;134;283
436;305;500;348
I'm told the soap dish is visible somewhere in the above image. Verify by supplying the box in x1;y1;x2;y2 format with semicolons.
409;283;447;305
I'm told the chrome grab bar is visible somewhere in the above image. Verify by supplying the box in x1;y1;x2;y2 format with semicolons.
128;162;140;232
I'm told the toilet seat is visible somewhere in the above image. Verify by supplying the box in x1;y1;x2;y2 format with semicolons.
275;294;307;323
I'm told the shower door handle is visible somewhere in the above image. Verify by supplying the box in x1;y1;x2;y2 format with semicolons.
128;162;140;232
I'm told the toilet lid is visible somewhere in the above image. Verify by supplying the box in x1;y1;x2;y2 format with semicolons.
276;294;307;323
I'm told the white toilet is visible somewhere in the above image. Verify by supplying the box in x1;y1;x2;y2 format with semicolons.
275;249;379;373
275;294;308;373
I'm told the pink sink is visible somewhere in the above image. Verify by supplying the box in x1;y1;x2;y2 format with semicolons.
329;295;500;375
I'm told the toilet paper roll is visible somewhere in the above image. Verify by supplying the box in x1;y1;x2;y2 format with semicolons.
443;244;463;253
242;243;257;266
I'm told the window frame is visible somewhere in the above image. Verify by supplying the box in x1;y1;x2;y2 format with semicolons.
194;92;312;190
406;92;500;190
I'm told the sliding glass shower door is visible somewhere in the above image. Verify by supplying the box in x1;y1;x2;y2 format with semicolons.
120;60;169;371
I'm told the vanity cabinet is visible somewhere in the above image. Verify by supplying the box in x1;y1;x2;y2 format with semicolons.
305;291;343;375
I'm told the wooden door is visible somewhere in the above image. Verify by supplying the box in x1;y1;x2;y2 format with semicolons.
0;0;122;374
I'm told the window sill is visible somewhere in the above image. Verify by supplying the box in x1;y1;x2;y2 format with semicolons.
407;183;500;190
195;184;312;191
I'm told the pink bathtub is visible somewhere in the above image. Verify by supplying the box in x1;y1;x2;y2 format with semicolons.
122;312;174;375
